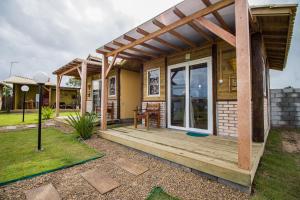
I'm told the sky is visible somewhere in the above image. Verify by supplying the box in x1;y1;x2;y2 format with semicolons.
0;0;299;89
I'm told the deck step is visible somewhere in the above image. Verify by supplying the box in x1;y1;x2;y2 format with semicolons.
99;129;253;187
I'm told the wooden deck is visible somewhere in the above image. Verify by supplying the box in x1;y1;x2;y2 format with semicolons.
99;126;266;187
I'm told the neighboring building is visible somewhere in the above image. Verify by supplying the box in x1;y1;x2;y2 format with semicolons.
53;55;141;121
3;76;79;110
54;0;297;190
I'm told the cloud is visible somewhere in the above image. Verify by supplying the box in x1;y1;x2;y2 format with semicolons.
0;0;299;89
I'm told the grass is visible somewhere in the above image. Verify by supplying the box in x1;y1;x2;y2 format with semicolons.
252;129;300;200
0;128;103;184
0;111;76;127
146;187;180;200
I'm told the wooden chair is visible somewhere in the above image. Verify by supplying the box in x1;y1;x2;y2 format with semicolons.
95;102;114;119
134;103;160;129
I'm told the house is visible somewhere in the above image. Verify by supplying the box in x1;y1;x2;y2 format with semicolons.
54;0;297;190
3;76;79;110
53;55;141;121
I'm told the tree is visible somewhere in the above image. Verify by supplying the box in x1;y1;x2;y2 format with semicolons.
3;85;12;113
66;77;81;87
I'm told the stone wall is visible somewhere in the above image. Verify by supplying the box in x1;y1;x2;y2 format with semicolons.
271;87;300;128
216;101;238;137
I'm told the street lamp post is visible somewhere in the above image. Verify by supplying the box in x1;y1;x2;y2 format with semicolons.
33;72;49;151
21;85;29;122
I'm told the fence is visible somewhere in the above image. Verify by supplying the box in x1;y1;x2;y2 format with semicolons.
271;87;300;128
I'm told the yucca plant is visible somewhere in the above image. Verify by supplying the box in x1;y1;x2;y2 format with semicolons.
66;112;96;140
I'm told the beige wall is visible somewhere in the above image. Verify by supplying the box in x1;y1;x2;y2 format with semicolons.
120;69;141;119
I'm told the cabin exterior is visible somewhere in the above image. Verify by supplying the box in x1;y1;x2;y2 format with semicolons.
3;76;79;110
53;55;141;121
54;0;297;190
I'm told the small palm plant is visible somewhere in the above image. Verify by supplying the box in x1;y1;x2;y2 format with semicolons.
42;107;54;120
66;112;96;140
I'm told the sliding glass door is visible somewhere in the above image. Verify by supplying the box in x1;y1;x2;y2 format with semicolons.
168;57;212;134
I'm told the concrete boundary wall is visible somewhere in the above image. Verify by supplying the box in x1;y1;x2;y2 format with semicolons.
271;87;300;128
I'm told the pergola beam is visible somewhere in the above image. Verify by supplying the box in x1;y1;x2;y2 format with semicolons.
77;67;82;79
195;17;236;47
173;7;213;42
104;0;234;57
105;53;119;78
201;0;231;32
152;19;197;48
136;27;183;52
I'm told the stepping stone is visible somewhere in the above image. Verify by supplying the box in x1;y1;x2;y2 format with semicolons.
81;169;120;194
45;122;55;126
115;158;148;176
26;124;37;128
24;183;60;200
6;126;17;130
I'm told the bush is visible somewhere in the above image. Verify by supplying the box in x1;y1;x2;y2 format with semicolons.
66;112;96;140
42;107;54;119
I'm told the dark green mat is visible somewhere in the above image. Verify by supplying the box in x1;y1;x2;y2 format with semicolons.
186;132;209;137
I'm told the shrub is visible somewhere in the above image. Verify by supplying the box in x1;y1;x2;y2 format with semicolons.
42;107;54;119
66;112;96;140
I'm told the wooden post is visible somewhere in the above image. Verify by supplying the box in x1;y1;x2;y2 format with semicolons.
235;0;252;170
80;61;87;116
55;75;61;117
101;56;108;130
116;66;121;119
251;32;265;142
48;87;52;107
212;44;218;136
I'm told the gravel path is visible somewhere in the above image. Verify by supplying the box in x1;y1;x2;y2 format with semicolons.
0;133;249;200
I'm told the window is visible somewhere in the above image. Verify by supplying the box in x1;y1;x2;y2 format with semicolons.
147;68;160;96
109;76;116;96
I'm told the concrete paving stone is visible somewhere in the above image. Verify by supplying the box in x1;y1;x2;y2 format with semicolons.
81;169;120;194
115;158;149;176
24;183;60;200
6;126;17;130
26;124;37;128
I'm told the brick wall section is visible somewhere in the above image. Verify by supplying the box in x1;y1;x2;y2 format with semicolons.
142;101;166;128
271;88;300;128
217;101;238;137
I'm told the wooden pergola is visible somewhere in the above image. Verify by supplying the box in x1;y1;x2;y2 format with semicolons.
95;0;255;170
53;58;102;116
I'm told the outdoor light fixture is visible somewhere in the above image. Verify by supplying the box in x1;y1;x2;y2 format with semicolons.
21;85;29;122
33;71;49;151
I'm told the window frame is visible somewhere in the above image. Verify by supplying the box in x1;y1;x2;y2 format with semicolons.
108;75;116;97
147;68;160;97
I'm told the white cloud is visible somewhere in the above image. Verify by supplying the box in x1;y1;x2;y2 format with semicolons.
0;0;299;89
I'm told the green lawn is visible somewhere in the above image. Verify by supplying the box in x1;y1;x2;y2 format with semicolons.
252;129;300;200
0;111;76;127
146;187;179;200
0;128;103;184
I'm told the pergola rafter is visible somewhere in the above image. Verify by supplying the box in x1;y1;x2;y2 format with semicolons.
123;35;167;54
201;0;232;32
113;40;158;58
101;0;235;57
136;27;183;52
173;7;213;42
152;19;197;48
